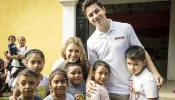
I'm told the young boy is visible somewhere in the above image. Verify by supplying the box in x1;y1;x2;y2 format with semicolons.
125;45;159;100
65;62;86;100
7;35;24;70
16;68;41;100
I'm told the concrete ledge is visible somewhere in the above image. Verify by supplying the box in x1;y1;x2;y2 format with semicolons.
101;0;170;5
58;0;78;5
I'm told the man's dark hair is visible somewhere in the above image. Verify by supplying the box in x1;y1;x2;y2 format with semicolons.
82;0;103;17
125;45;146;61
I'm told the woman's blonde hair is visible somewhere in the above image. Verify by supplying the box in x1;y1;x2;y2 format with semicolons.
61;37;89;79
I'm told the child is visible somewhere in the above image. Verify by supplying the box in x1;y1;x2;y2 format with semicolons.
66;62;86;100
0;51;11;97
0;58;4;91
7;35;24;70
0;58;4;74
43;69;74;100
125;45;159;100
86;60;110;100
10;49;49;99
16;68;42;100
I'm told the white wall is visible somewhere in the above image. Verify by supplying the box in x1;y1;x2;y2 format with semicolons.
167;0;175;80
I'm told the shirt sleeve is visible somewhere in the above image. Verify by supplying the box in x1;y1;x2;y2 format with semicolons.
87;41;98;66
11;77;20;90
86;85;109;100
25;46;30;53
87;92;101;100
142;80;159;98
127;24;143;47
51;58;65;71
99;85;110;100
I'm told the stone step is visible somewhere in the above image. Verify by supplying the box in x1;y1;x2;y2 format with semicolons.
0;92;11;100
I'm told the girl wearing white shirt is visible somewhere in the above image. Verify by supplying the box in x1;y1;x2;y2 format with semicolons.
44;69;74;100
86;60;110;100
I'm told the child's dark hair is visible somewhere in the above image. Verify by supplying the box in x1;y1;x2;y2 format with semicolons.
17;68;38;81
8;35;16;41
93;60;110;74
12;67;26;78
82;0;103;17
125;45;145;61
66;62;84;76
49;69;68;85
4;51;8;56
25;49;45;62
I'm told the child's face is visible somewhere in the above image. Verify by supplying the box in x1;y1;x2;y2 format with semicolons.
50;74;67;95
67;66;83;85
26;54;45;74
18;37;26;46
92;65;109;85
9;37;16;44
64;43;81;63
17;75;38;97
126;58;146;76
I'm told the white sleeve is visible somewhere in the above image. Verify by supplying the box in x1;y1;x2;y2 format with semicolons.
87;41;98;66
142;81;159;98
51;58;65;71
127;24;143;47
86;85;104;100
101;88;110;100
11;77;20;90
86;93;101;100
25;46;30;53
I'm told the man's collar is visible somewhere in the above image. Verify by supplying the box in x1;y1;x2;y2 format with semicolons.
108;19;116;31
96;19;116;32
93;19;116;38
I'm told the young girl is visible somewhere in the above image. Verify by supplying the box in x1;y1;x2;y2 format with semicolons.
66;62;86;100
43;69;74;100
86;60;110;100
10;49;49;99
52;37;89;80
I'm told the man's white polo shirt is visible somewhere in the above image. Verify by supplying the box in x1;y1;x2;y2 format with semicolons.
87;19;143;94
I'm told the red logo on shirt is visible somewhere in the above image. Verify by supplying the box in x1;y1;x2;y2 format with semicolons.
114;36;124;40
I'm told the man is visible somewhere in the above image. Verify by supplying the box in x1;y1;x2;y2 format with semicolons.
82;0;164;100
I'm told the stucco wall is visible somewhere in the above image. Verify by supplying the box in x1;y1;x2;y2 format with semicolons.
0;0;63;75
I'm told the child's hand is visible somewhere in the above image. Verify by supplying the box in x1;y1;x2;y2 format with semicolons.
153;73;164;90
1;74;6;81
9;96;19;100
130;87;139;95
17;49;20;52
86;80;97;97
11;55;16;59
16;55;21;57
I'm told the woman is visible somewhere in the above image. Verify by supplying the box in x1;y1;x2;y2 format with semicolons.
52;37;89;80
